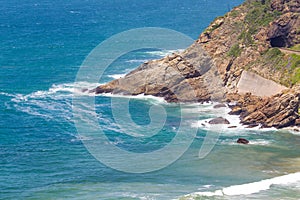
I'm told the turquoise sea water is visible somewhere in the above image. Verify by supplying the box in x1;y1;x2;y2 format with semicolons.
1;0;300;199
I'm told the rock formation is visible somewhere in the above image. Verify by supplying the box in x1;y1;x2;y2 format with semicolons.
227;89;300;128
92;0;300;128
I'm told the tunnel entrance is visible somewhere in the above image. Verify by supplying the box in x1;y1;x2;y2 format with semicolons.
270;35;287;47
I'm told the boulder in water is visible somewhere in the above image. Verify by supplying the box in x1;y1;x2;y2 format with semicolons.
237;138;249;144
213;103;227;109
208;117;230;124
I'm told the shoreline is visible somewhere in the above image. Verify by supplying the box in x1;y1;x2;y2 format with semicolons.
85;90;300;131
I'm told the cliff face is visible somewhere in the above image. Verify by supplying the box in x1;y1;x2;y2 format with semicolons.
93;0;300;128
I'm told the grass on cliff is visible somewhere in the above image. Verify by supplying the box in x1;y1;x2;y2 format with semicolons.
245;3;281;34
290;54;300;85
238;31;254;46
228;44;242;58
290;44;300;51
263;48;300;86
291;68;300;85
235;0;281;47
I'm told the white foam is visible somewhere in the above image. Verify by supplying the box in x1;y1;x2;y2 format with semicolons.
145;49;185;57
5;82;101;122
249;139;272;146
184;172;300;198
107;73;126;79
191;103;279;133
126;59;149;63
69;10;81;14
0;92;16;97
191;104;242;131
101;93;167;104
220;139;272;146
282;126;300;136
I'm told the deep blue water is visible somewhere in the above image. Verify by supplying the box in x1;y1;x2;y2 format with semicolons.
1;0;300;199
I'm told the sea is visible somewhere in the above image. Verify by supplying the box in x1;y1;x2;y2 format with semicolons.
1;0;300;199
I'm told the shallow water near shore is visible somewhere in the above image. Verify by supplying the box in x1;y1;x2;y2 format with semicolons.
1;0;300;199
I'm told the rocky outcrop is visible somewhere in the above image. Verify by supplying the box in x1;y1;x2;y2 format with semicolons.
227;90;300;128
92;0;300;128
93;44;227;103
93;52;210;103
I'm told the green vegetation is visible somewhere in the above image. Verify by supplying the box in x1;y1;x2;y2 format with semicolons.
228;44;242;57
245;0;281;34
259;48;300;86
263;48;286;71
290;44;300;51
291;54;300;70
238;31;254;46
265;48;283;59
219;0;299;85
231;0;281;48
290;54;300;84
230;10;239;18
291;68;300;85
245;48;297;86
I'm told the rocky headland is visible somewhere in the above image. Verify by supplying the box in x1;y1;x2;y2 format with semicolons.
92;0;300;128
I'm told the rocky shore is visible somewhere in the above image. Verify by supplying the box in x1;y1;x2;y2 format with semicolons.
92;0;300;128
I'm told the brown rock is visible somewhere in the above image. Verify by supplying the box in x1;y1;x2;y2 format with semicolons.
229;106;242;115
242;111;267;125
246;124;259;128
295;119;300;126
228;126;237;128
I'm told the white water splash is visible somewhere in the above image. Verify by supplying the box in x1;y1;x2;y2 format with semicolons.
183;172;300;198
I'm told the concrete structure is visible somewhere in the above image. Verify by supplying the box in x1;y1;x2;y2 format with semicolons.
237;71;287;97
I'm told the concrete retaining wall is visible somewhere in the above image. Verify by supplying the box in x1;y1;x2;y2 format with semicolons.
237;71;287;97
